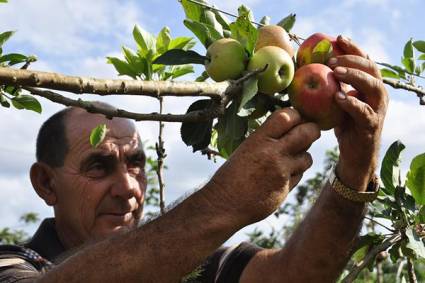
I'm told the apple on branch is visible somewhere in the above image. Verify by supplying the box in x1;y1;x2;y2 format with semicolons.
296;33;343;67
288;63;345;130
255;25;294;58
205;38;248;82
247;46;294;95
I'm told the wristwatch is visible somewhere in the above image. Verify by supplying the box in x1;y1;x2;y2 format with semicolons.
328;166;380;203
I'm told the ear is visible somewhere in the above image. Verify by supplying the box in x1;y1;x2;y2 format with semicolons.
30;162;57;206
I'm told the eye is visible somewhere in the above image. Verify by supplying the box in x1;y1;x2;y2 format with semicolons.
86;162;109;178
128;160;145;175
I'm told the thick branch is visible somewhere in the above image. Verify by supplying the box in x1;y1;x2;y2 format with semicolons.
25;87;218;122
342;233;402;283
0;67;228;99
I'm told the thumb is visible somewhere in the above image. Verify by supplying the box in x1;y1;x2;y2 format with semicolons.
335;91;375;125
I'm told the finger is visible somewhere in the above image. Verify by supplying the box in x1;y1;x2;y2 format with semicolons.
336;35;368;58
333;67;386;112
289;152;313;175
328;55;381;79
334;91;378;129
280;123;321;153
289;173;304;190
257;108;302;139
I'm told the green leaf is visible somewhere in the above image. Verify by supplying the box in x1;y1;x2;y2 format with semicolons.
180;0;206;22
153;49;207;65
413;40;425;53
216;102;248;159
406;152;425;205
229;14;258;56
180;99;214;152
388;241;402;263
184;19;223;48
402;57;415;74
171;65;194;79
416;206;425;224
0;53;28;65
169;37;196;51
418;54;425;60
238;77;258;112
380;68;400;79
212;10;231;31
352;234;384;263
133;25;156;57
0;0;8;3
107;57;138;79
277;13;296;32
202;10;223;36
0;31;15;48
11;95;42;113
0;93;10;108
312;39;333;64
378;62;407;79
90;124;107;148
404;38;414;59
406;227;425;259
121;46;146;76
380;140;405;196
195;70;209;82
156;27;172;54
260;16;271;25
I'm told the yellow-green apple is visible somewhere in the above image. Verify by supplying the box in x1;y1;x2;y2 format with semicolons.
247;46;294;95
288;63;344;130
255;25;294;57
296;33;343;67
205;38;247;82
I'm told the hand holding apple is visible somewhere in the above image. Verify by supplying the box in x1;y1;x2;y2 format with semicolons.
330;36;388;191
288;63;344;130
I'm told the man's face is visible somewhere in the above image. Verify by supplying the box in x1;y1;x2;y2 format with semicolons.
51;109;147;248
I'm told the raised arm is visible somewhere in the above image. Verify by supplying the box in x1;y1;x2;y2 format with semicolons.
240;35;388;283
36;109;319;283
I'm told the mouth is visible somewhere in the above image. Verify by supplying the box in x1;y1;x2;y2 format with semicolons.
100;211;135;224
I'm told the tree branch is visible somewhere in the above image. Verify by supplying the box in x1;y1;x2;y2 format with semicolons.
342;233;402;283
25;87;217;122
383;78;425;103
0;67;228;99
407;257;418;283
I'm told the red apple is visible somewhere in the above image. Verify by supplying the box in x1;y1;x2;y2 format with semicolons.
296;33;343;67
288;63;344;130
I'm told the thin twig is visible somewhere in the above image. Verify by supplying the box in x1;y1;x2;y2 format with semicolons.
342;233;402;283
364;216;395;232
182;0;303;43
407;257;418;283
156;97;166;215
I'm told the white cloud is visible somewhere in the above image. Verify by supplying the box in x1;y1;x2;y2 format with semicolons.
0;0;142;58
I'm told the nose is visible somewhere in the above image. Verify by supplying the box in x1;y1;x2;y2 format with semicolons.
110;168;143;200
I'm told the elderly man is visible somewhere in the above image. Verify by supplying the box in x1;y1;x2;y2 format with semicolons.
0;36;387;282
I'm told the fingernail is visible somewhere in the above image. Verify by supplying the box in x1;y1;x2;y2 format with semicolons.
337;91;347;100
328;57;337;67
334;67;347;75
340;35;351;43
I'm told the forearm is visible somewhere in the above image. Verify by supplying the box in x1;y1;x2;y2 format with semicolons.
37;182;242;283
277;181;367;282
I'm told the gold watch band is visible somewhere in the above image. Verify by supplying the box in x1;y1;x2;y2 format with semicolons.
328;167;380;203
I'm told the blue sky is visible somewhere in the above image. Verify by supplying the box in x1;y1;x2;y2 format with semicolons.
0;0;424;244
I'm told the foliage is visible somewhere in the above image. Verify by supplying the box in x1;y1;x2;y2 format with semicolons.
0;213;40;245
0;31;40;113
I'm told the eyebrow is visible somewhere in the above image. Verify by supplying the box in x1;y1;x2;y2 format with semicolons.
80;149;146;171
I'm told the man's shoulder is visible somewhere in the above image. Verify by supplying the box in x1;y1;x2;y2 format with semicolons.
0;244;53;282
185;242;262;283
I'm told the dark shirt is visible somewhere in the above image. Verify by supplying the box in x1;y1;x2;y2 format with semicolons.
0;218;261;282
